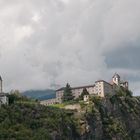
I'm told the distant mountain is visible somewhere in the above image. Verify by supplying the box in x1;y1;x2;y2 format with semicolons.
22;89;56;100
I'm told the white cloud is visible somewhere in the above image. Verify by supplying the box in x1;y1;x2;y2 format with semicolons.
32;13;41;22
0;0;140;95
60;0;69;4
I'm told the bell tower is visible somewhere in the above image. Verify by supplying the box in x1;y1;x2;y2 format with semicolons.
0;76;2;93
112;73;120;85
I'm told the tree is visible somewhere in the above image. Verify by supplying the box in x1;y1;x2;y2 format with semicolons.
116;87;133;97
62;83;74;102
8;90;36;104
79;88;89;100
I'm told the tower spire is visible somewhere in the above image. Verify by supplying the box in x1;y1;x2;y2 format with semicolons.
112;73;120;85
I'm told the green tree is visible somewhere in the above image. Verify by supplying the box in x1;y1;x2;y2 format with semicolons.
8;90;36;105
116;87;133;97
62;83;74;102
79;88;89;100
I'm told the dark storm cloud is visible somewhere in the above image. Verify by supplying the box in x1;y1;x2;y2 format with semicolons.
105;46;140;69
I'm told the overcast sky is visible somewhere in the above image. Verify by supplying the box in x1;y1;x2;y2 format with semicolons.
0;0;140;95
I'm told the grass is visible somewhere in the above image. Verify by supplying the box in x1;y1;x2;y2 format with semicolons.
48;100;81;108
16;101;38;104
49;103;65;108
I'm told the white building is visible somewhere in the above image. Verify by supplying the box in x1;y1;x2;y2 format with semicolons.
56;85;96;102
83;95;89;102
56;73;129;102
0;76;8;105
0;94;8;105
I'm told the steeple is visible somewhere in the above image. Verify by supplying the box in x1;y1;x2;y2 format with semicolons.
112;73;120;85
0;76;3;93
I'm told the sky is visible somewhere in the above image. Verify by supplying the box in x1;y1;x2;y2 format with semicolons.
0;0;140;95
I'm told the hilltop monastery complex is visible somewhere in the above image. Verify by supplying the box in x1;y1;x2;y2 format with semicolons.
0;74;129;106
41;73;129;105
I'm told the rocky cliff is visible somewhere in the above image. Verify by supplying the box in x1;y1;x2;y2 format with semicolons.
76;92;140;140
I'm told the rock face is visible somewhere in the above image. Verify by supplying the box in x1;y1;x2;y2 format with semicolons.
76;95;140;140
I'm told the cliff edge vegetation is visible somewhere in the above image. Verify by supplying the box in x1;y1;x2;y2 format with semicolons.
0;89;140;140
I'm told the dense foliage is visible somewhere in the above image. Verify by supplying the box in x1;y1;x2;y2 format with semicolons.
0;103;79;140
0;91;79;140
7;90;37;104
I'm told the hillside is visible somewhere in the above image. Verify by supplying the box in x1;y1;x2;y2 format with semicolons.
0;103;79;140
1;90;140;140
77;94;140;140
22;89;56;100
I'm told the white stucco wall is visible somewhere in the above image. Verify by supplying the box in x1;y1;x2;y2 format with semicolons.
0;96;8;105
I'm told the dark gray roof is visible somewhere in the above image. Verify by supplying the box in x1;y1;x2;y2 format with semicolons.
0;94;6;97
55;87;65;92
0;93;7;97
56;84;95;92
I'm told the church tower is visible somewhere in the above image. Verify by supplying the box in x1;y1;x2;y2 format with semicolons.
112;73;120;85
0;76;2;93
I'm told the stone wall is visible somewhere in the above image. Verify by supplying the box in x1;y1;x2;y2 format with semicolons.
40;98;61;106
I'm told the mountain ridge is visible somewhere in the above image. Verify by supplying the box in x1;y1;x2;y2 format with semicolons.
22;89;56;100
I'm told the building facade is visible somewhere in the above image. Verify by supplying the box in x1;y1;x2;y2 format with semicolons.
56;73;129;102
0;76;8;105
56;85;96;102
